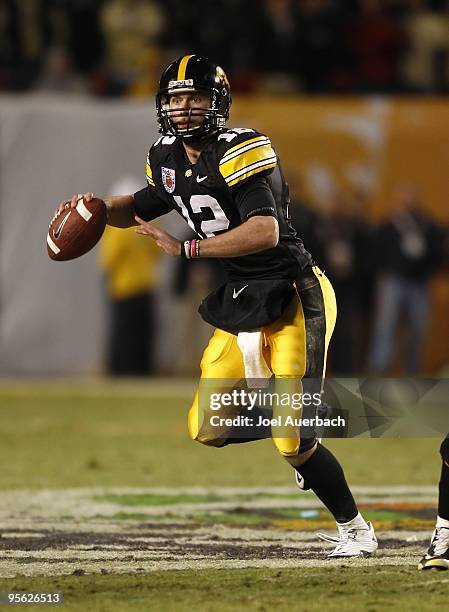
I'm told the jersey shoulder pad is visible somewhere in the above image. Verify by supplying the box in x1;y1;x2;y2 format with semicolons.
217;128;277;188
146;135;178;188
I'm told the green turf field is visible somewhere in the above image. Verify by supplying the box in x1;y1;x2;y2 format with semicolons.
0;380;445;611
1;568;448;612
0;379;440;488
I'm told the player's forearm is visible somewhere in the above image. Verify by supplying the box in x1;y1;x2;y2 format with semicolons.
104;195;136;228
199;216;279;258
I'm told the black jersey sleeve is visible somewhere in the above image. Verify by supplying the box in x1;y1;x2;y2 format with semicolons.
133;146;172;221
133;186;172;221
217;129;277;190
233;176;277;222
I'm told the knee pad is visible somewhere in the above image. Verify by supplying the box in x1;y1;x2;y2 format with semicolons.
440;437;449;463
273;436;300;457
275;436;317;465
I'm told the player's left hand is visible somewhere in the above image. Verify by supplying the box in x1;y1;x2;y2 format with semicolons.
134;216;181;256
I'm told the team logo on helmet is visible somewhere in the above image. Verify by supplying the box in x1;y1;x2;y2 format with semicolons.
215;66;229;89
161;167;176;193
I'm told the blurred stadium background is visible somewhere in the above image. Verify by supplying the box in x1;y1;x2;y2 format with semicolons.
0;1;449;607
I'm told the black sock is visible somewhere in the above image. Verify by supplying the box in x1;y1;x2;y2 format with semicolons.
296;444;358;523
438;459;449;521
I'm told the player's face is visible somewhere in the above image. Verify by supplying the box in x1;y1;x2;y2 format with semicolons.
168;91;210;131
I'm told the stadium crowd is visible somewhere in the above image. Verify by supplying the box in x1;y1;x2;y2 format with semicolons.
1;0;449;96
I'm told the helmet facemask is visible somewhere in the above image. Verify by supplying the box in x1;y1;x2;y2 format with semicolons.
156;87;228;140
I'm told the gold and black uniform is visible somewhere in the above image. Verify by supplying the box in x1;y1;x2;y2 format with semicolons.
127;54;364;531
133;128;337;462
133;128;313;281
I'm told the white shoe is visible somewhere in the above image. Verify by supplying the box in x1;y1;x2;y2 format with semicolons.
318;521;378;558
418;527;449;570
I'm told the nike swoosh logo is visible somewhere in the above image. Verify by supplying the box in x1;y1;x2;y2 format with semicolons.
296;475;305;489
233;285;248;299
53;210;71;239
196;175;207;183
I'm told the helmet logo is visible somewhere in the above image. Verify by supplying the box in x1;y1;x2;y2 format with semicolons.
168;79;193;89
216;66;230;88
161;167;176;193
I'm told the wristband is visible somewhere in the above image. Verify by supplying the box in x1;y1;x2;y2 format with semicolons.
181;240;191;259
181;239;202;259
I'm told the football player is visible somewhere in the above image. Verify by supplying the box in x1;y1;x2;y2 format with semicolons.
57;55;377;558
419;435;449;570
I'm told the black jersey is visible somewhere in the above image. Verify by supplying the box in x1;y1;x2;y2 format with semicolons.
133;128;313;281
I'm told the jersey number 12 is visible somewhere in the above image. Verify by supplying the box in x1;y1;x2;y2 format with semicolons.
174;195;230;238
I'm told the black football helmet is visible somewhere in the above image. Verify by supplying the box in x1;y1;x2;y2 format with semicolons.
156;55;231;139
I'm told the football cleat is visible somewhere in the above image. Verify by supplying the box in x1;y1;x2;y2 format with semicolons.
418;527;449;570
318;521;378;558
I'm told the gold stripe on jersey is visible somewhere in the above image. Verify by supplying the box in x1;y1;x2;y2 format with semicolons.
226;159;277;187
177;55;194;81
146;160;155;187
221;135;270;161
219;139;277;186
220;137;271;165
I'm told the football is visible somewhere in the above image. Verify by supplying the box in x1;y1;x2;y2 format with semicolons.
47;197;107;261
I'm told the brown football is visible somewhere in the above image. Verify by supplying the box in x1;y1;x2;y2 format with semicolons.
47;197;107;261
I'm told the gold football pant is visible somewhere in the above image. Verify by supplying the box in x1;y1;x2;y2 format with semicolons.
188;266;337;466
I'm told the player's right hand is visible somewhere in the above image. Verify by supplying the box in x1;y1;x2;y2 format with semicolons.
55;192;94;216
